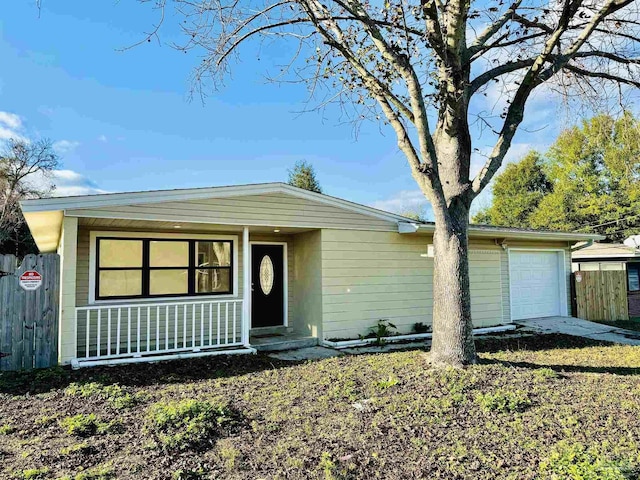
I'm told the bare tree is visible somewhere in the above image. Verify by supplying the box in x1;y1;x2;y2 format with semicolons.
0;138;59;256
138;0;639;366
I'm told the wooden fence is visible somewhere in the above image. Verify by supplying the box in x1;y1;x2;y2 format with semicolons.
573;270;629;322
0;254;60;371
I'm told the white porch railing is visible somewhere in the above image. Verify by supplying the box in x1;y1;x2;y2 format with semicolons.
74;298;247;365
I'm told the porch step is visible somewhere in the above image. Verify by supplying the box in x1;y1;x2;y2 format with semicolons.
251;335;319;352
250;326;293;336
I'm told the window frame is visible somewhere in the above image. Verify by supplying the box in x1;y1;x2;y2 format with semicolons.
89;231;238;304
628;263;640;292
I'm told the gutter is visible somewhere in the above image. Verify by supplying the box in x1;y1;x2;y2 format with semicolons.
571;240;594;252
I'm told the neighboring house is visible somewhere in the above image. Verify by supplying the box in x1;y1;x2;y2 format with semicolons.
20;183;599;367
572;242;640;318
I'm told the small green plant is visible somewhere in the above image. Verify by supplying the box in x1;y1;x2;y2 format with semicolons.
0;423;16;435
60;442;93;456
145;399;235;451
72;463;115;480
412;322;431;334
476;389;531;413
540;442;630;480
533;367;559;382
59;414;119;437
65;382;144;409
362;319;397;346
17;468;50;480
374;375;399;390
318;452;337;480
172;467;208;480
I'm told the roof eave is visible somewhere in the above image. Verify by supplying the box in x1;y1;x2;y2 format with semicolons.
403;223;604;242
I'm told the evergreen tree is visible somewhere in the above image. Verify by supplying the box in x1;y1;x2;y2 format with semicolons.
287;160;322;193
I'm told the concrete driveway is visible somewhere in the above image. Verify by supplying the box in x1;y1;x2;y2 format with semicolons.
514;316;640;346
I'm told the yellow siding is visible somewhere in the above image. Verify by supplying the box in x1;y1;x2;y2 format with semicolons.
66;193;397;232
292;230;323;338
59;217;78;364
320;230;505;340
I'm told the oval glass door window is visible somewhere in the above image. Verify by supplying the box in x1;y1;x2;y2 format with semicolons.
259;255;275;295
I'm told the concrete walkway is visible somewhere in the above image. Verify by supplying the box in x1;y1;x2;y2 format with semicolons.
514;316;640;346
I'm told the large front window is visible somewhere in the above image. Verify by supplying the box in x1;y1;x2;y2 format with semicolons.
96;237;233;300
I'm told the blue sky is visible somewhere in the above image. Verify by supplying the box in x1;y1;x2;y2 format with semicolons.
0;2;631;217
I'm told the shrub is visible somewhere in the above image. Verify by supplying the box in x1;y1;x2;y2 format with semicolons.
540;442;631;480
60;414;119;437
476;389;531;413
145;399;235;451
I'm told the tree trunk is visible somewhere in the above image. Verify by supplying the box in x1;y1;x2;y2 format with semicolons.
429;200;477;367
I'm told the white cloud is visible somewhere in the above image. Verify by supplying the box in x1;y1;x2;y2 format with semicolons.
370;190;433;220
0;111;22;130
25;169;107;197
53;139;80;154
0;111;28;142
98;134;108;142
50;169;108;196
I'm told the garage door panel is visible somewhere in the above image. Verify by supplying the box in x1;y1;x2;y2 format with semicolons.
510;251;563;320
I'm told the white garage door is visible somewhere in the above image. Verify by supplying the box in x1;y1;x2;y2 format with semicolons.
510;251;564;320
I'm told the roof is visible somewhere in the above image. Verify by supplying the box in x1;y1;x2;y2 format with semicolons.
20;182;603;252
572;242;640;260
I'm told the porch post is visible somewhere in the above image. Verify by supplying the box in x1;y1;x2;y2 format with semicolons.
242;227;250;346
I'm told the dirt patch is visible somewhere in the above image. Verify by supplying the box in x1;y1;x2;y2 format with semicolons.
1;334;639;479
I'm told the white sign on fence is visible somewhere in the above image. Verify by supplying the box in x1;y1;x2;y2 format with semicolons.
19;270;42;291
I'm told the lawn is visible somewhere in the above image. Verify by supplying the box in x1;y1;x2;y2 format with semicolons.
1;334;640;480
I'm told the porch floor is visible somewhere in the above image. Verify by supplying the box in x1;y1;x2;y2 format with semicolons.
250;333;318;352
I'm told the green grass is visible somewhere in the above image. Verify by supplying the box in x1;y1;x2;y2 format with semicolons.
1;334;640;479
144;399;236;451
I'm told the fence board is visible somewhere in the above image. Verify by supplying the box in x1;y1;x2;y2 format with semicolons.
573;270;629;322
0;254;60;371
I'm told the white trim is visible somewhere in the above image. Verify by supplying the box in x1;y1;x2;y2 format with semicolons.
88;230;239;305
21;182;408;223
508;248;569;320
71;347;256;369
65;211;398;233
321;324;517;349
405;223;603;242
249;241;289;328
242;227;250;347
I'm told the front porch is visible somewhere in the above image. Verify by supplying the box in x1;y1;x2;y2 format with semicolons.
68;223;323;368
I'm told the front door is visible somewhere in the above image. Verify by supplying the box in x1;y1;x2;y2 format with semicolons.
251;244;285;328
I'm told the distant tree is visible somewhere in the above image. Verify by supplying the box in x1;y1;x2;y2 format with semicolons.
0;138;59;256
287;160;322;193
473;152;552;228
530;113;640;241
400;206;429;222
477;113;640;242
